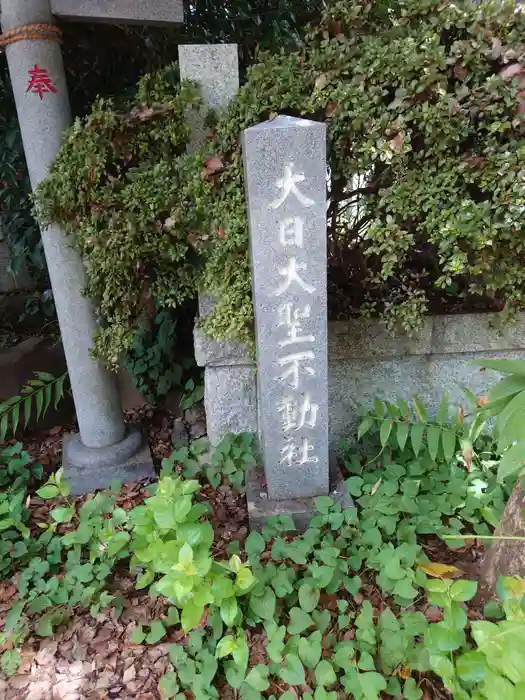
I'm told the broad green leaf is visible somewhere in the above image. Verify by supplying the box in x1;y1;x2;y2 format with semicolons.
497;393;525;451
424;622;463;652
397;421;409;451
36;484;60;499
288;607;313;635
474;359;525;376
429;653;456;688
315;660;336;687
50;506;75;523
358;416;374;440
450;580;478;602
427;425;441;462
487;374;525;404
107;531;130;556
216;635;237;659
482;667;516;699
456;651;486;684
181;600;203;632
279;654;305;686
498;441;525;480
411;423;424;457
380;419;393;447
299;584;320;613
496;388;525;437
220;597;238;627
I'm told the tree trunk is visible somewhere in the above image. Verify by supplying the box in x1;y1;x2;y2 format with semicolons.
481;481;525;590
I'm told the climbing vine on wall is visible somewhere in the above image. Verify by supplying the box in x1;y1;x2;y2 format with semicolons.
38;0;525;367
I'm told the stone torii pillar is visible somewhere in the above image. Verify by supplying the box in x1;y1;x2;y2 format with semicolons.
0;0;183;491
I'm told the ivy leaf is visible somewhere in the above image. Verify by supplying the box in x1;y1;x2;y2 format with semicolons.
0;649;22;677
250;588;276;620
288;607;313;635
359;671;387;700
315;659;337;687
146;620;166;645
245;665;270;691
279;654;305;686
403;677;422;700
346;476;364;497
299;631;323;668
245;531;265;557
298;584;320;613
393;579;418;600
131;624;146;645
158;671;179;698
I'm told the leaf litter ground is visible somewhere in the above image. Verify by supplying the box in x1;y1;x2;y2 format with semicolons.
0;405;502;700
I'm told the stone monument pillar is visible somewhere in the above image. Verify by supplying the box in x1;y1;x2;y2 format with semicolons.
0;0;154;492
179;44;259;445
242;116;352;528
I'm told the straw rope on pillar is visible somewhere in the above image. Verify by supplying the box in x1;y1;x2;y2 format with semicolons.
0;23;63;48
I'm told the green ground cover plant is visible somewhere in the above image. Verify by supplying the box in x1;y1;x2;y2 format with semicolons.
1;388;522;699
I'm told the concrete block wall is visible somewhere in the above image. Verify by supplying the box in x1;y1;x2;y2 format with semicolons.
195;312;525;450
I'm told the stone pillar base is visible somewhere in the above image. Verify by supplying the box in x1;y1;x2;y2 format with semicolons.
246;458;355;532
63;426;155;494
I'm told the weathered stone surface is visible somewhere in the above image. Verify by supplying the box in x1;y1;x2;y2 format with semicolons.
432;312;525;354
178;44;239;151
170;418;189;449
243;116;328;501
204;366;257;446
328;318;432;361
481;483;525;590
194;325;252;367
50;0;184;25
63;427;154;495
246;459;354;531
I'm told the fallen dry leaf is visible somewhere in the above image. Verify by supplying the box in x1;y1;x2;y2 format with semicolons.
203;155;225;176
314;73;330;91
417;562;463;579
500;63;524;80
325;101;339;118
388;133;404;153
